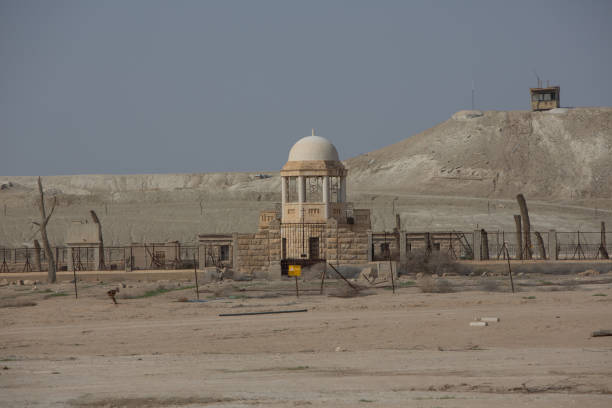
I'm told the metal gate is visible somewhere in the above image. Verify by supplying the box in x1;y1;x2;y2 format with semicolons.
280;223;326;276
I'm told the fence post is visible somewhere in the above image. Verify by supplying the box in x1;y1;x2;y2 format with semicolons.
367;230;373;262
232;233;239;271
549;230;558;260
473;230;482;261
399;231;407;273
93;246;100;271
67;247;74;271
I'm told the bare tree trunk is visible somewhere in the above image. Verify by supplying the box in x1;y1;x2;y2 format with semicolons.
534;232;547;260
600;222;609;259
481;229;490;260
514;214;523;260
516;194;533;260
90;210;105;270
36;177;57;283
33;240;42;271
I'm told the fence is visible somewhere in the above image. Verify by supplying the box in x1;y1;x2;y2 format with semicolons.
0;245;199;273
1;230;611;274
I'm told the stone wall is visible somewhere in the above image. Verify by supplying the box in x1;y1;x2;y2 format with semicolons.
324;219;369;266
236;220;281;275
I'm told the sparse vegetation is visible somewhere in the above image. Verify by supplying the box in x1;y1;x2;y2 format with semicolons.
120;285;195;299
593;293;607;297
45;292;69;298
418;277;453;293
404;249;468;276
0;299;37;308
480;279;502;292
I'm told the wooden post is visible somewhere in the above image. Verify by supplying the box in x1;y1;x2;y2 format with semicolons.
72;262;78;299
33;240;42;271
514;215;523;260
90;210;105;270
504;245;515;293
517;194;533;260
599;222;609;259
320;266;326;295
481;229;490;260
534;232;547;259
36;177;57;283
193;254;199;300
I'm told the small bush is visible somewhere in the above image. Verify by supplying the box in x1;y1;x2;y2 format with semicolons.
480;279;501;292
404;249;468;276
418;276;453;293
0;299;37;308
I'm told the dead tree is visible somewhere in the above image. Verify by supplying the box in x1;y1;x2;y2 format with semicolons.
481;229;490;260
33;239;42;271
516;194;533;260
33;177;57;283
534;232;547;260
90;210;105;270
514;214;523;260
599;221;609;259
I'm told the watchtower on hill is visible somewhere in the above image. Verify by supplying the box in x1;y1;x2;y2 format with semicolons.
530;85;560;111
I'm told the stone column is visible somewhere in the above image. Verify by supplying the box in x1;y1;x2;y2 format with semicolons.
322;176;329;218
298;176;305;203
198;242;205;271
281;177;287;205
232;233;239;270
549;230;558;260
399;230;407;271
473;230;482;261
67;246;74;271
340;177;347;202
93;245;100;271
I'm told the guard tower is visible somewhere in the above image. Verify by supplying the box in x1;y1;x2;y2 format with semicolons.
530;85;560;111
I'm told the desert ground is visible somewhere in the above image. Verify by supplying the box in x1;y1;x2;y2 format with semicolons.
1;268;612;407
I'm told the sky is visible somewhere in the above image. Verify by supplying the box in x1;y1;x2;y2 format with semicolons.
1;0;611;176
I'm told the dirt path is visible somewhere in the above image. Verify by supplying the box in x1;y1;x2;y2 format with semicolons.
1;275;611;407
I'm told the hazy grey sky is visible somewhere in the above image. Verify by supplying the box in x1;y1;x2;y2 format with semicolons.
1;0;611;176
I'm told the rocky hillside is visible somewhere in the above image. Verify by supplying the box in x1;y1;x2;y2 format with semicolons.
346;107;612;200
1;107;611;246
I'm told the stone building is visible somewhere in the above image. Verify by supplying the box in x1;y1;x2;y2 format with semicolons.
198;131;372;278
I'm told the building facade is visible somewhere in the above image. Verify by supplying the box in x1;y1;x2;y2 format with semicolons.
198;132;372;278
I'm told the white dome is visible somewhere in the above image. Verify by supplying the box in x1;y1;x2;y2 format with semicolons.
287;135;340;162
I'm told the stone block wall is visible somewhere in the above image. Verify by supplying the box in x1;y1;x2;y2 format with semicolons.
236;221;281;275
325;219;369;266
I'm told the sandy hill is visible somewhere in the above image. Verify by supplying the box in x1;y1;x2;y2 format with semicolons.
346;107;612;200
1;107;611;246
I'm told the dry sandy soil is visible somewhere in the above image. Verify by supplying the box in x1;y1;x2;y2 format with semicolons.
1;271;612;407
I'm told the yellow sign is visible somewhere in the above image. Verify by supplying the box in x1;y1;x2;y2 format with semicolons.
288;265;301;277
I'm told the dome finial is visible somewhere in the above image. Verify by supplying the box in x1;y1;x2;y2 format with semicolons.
312;128;315;136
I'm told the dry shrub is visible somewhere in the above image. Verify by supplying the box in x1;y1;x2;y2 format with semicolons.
0;299;37;308
212;284;241;298
480;279;502;292
418;276;454;293
404;249;468;276
327;283;372;298
512;263;608;276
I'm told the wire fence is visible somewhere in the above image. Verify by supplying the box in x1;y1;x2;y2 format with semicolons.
1;230;610;273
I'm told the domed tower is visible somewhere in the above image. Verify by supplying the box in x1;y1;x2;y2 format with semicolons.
280;131;348;224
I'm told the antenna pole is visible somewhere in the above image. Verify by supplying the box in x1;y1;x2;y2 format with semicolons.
471;80;475;110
